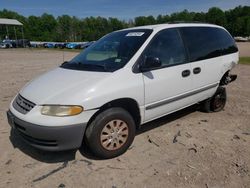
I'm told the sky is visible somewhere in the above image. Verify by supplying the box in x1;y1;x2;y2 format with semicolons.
0;0;250;19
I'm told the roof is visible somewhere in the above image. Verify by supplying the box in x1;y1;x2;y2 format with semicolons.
0;18;23;26
121;23;223;32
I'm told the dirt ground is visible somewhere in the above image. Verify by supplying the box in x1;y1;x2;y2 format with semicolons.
237;42;250;57
0;43;250;188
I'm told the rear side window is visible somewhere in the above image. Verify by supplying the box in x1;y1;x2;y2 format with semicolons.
180;27;238;62
218;29;238;55
143;28;186;67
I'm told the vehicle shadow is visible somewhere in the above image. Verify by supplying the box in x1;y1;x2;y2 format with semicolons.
79;104;198;159
9;105;198;162
136;105;198;135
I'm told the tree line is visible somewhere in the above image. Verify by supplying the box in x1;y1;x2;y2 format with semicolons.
0;6;249;42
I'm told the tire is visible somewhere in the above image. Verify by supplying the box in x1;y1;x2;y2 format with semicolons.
200;98;212;112
210;87;227;112
85;107;136;159
200;86;227;112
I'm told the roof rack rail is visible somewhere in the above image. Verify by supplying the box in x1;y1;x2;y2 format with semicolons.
168;21;209;24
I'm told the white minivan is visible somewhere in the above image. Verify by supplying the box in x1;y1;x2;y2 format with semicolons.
7;23;238;158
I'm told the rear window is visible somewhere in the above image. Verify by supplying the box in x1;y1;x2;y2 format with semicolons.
180;27;238;62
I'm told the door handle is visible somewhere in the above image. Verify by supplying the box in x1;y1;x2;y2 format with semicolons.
182;70;191;77
193;67;201;74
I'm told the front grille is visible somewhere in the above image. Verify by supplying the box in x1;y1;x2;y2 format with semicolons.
13;94;36;114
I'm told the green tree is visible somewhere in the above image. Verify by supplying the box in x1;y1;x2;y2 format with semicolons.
57;15;72;41
206;7;226;26
1;6;250;41
170;10;195;22
135;15;156;26
40;13;57;41
193;12;206;22
156;14;170;24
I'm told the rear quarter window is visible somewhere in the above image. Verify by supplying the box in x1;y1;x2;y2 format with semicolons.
180;27;238;62
217;29;238;55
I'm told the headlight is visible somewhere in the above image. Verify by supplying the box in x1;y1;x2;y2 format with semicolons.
41;105;83;116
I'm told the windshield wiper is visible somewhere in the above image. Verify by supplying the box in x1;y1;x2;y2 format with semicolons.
61;61;109;72
80;63;108;71
61;61;69;66
68;62;108;71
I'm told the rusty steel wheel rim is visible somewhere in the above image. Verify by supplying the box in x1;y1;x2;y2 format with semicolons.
100;119;129;151
214;93;225;109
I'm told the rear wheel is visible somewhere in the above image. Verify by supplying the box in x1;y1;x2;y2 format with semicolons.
85;107;135;159
200;86;227;112
210;87;227;112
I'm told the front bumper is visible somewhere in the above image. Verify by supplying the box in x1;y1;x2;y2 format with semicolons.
7;110;87;151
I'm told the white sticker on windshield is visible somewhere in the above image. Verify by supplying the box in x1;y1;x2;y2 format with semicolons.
115;58;122;63
126;32;145;37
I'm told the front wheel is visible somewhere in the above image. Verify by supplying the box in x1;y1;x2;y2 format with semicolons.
85;107;135;159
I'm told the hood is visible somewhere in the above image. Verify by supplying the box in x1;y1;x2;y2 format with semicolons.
20;67;110;105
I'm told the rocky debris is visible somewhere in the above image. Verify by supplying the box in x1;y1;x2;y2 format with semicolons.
107;165;125;170
185;132;192;138
186;164;196;169
58;183;65;188
5;159;12;165
242;132;250;135
233;135;240;140
173;130;181;143
201;119;208;123
23;163;36;168
33;161;68;182
79;159;92;166
147;135;160;147
188;147;198;153
232;161;249;177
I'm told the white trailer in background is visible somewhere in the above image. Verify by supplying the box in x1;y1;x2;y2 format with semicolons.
0;18;24;47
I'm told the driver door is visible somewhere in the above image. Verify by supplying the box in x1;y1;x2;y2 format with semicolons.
142;28;193;122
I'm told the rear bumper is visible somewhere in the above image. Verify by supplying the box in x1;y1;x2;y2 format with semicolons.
229;74;237;83
7;110;87;151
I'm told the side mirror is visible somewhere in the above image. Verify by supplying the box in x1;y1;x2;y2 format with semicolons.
140;56;162;72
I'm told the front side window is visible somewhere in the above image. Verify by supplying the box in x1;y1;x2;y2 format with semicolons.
142;28;187;67
61;29;152;72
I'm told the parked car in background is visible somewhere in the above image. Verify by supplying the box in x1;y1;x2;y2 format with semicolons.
66;42;80;49
81;41;95;49
30;41;44;48
234;36;249;42
28;41;94;49
66;41;95;49
54;43;63;48
44;43;55;48
60;43;68;49
15;39;31;48
0;40;13;48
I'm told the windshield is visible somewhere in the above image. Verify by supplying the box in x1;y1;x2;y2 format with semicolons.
61;29;152;72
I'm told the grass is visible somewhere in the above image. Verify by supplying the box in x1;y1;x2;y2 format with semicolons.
239;57;250;65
